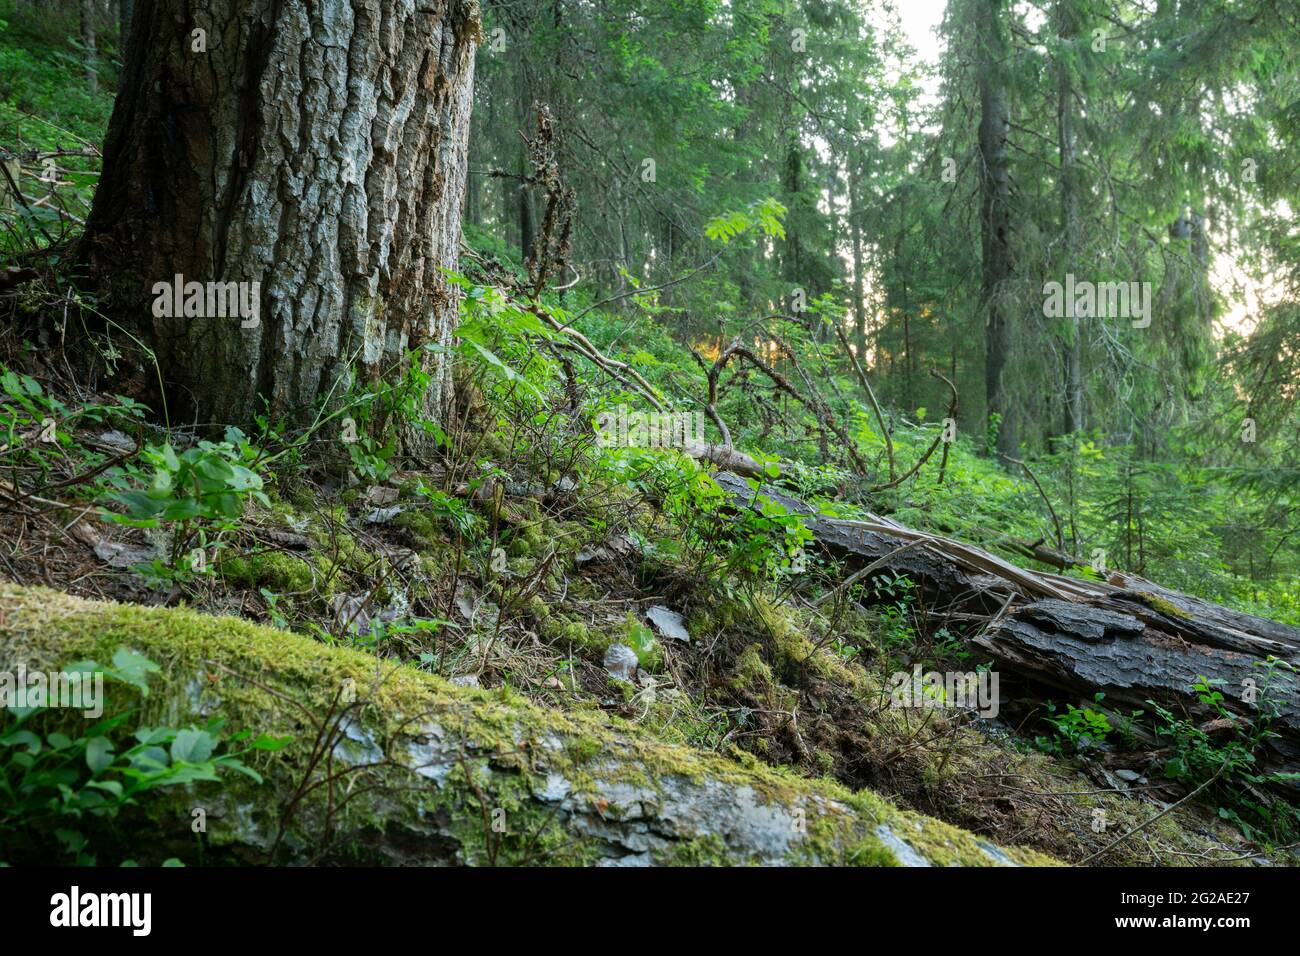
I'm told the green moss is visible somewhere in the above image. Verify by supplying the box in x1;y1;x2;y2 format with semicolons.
566;736;601;764
841;839;902;867
287;487;317;511
661;834;739;866
751;595;831;679
687;600;741;637
307;531;384;588
394;508;440;549
1137;592;1194;620
522;521;548;551
219;550;316;593
0;584;1061;867
507;556;535;577
539;613;604;652
525;595;552;622
731;643;773;691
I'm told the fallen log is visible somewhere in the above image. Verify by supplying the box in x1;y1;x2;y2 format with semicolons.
0;584;1053;866
974;593;1300;777
713;471;1067;610
713;471;1300;782
683;439;773;481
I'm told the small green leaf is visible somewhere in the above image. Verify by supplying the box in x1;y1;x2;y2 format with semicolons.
110;648;160;695
170;728;215;764
0;730;40;754
85;736;115;774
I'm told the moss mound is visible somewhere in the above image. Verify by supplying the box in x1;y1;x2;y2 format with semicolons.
0;584;1058;866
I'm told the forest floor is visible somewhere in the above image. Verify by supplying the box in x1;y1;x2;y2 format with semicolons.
0;329;1292;866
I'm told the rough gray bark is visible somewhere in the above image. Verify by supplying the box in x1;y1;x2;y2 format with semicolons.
974;596;1300;761
83;0;481;431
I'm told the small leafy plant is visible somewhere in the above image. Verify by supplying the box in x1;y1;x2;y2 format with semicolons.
1035;694;1112;754
0;648;289;865
101;427;270;583
0;364;146;491
623;613;662;671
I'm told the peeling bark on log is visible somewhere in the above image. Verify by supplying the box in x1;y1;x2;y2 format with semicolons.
713;471;1300;781
976;596;1300;776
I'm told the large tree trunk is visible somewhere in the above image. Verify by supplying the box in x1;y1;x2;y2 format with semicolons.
977;0;1016;460
82;0;481;431
118;0;134;51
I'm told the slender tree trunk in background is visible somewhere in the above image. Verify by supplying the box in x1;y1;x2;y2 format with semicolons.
1189;207;1212;329
465;94;482;233
1162;204;1213;397
848;160;867;354
465;162;480;229
82;0;480;432
80;0;98;94
782;139;809;327
515;61;534;263
1054;23;1083;560
615;179;630;287
977;0;1017;461
782;143;799;287
1057;0;1084;435
516;147;533;263
733;83;757;313
498;91;513;251
897;186;914;410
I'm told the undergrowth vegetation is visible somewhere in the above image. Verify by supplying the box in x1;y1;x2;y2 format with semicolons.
0;1;1296;867
3;238;1297;862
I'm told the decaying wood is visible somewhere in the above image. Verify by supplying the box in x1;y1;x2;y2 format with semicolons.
713;471;1300;782
682;440;770;480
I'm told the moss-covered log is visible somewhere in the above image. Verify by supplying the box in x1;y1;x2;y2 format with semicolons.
0;585;1055;866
